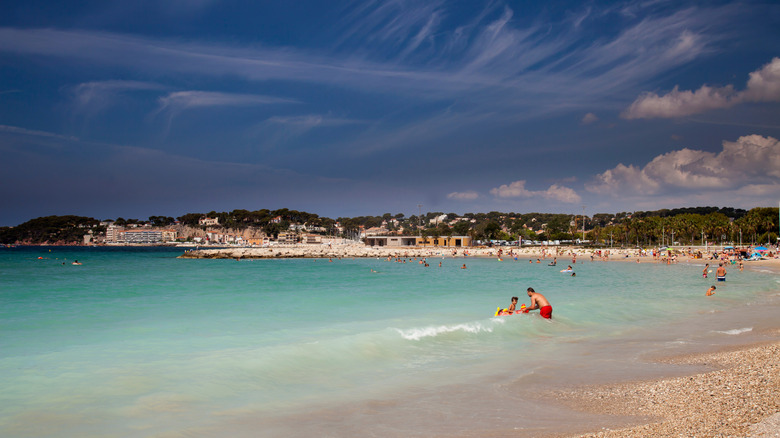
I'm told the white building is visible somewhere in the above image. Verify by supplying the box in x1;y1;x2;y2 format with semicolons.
199;217;220;226
122;229;163;244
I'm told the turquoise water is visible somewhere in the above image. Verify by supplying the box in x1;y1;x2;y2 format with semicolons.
1;247;778;437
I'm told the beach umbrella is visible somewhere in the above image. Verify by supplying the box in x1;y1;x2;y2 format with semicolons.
755;246;767;251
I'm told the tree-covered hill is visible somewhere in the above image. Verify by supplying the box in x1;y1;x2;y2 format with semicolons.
0;216;101;245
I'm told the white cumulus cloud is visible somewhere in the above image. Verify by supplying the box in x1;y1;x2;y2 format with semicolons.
622;57;780;119
586;134;780;196
490;180;581;203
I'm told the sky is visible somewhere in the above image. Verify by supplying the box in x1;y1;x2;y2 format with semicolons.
1;0;779;226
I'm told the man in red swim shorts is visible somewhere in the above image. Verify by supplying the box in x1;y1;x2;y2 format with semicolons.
525;287;552;319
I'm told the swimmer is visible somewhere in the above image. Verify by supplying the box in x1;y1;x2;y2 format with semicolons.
703;263;709;278
706;285;716;296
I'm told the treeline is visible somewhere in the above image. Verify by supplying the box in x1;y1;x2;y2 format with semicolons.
588;207;777;247
1;207;777;246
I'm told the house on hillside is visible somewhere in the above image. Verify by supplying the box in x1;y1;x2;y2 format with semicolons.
199;217;219;226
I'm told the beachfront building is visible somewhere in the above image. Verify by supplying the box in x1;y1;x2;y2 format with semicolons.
106;224;120;243
245;237;269;246
161;229;178;242
416;235;472;247
205;231;245;245
277;232;298;244
303;234;322;244
364;235;472;247
123;229;164;244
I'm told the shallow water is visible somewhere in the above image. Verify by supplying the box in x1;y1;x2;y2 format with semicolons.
1;247;777;437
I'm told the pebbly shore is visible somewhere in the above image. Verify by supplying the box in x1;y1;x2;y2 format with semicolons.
554;339;780;438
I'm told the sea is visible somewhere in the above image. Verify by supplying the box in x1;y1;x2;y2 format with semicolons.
1;246;778;437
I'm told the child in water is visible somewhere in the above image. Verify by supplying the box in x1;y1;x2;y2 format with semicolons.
499;297;518;315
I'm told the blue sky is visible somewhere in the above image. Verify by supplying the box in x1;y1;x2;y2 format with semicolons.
1;0;779;226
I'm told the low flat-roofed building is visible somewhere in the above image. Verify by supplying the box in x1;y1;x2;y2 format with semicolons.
416;235;472;247
246;237;269;246
364;235;471;247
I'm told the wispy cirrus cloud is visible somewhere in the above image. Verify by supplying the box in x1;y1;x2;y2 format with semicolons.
265;114;359;129
0;3;734;108
70;80;167;113
157;90;296;112
151;91;298;134
251;114;362;146
0;124;79;142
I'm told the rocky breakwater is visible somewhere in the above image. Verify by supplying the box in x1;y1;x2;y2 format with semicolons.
177;244;459;259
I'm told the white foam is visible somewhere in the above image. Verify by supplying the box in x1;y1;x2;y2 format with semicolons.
715;327;753;335
395;322;494;341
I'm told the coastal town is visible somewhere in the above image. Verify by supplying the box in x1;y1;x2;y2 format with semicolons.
3;206;777;253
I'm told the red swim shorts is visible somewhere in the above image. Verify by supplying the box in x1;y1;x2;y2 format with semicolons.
540;305;552;319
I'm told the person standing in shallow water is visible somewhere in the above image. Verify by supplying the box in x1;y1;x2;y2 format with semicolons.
716;263;727;281
525;287;552;319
